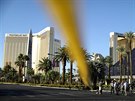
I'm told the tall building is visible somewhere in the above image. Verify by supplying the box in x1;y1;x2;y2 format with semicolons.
3;27;61;75
110;32;135;75
32;27;61;74
53;39;61;72
3;32;32;70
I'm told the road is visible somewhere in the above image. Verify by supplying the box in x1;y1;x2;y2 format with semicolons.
0;84;135;101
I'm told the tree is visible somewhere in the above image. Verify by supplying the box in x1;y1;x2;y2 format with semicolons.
3;65;11;74
116;46;125;82
70;60;73;84
32;74;41;84
27;67;34;82
38;57;52;83
38;57;52;74
15;53;29;81
27;68;34;76
96;56;106;81
122;51;128;79
9;68;18;82
88;61;97;89
105;56;113;80
66;46;74;84
48;70;59;84
88;61;105;89
55;46;68;85
125;32;134;82
3;65;18;82
0;68;3;78
82;48;91;62
23;55;30;77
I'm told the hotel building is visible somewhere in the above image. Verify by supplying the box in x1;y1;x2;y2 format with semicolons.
32;27;61;74
3;32;32;70
110;32;135;75
3;27;61;75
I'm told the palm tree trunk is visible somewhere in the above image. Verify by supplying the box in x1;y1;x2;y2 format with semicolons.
19;67;22;78
126;53;129;81
19;67;21;78
23;66;25;79
70;61;73;84
129;50;133;82
62;60;66;85
128;40;132;83
120;54;122;82
19;66;23;82
108;66;110;80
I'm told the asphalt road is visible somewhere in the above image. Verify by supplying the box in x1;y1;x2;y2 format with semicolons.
0;84;135;101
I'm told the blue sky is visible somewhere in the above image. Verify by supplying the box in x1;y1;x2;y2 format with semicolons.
0;0;135;68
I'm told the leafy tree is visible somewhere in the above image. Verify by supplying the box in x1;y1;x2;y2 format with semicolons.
0;68;4;79
27;67;34;82
3;65;18;82
27;67;34;76
3;65;11;74
10;67;18;82
6;70;17;82
32;74;41;84
48;70;59;84
124;32;134;82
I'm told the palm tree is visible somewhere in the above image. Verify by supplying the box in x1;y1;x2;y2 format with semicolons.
66;46;74;84
82;48;91;62
88;60;105;89
38;57;52;80
122;51;128;79
125;32;134;82
15;53;29;81
23;55;29;77
69;60;73;84
98;56;106;67
105;56;113;80
55;46;68;85
77;48;91;83
116;46;125;82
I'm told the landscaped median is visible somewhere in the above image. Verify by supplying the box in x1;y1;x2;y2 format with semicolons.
0;82;86;90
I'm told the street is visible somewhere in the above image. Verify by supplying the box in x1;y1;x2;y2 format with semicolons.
0;84;135;101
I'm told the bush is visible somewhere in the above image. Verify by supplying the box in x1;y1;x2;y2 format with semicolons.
102;84;110;90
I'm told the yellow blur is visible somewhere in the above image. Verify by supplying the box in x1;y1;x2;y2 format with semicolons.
43;0;90;87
